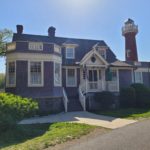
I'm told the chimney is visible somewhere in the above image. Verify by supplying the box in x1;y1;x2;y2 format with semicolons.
16;25;23;34
48;26;56;37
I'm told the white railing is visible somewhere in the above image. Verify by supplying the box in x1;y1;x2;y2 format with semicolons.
79;85;86;111
63;87;68;112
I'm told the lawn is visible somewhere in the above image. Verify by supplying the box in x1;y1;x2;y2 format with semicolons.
93;108;150;120
0;122;97;150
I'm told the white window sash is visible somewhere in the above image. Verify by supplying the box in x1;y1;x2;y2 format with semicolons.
28;61;44;87
135;72;143;83
66;68;77;87
6;61;16;87
54;62;62;86
66;47;75;59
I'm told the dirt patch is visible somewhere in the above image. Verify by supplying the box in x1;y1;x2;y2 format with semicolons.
45;127;111;150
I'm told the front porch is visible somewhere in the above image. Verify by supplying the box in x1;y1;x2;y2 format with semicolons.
80;67;119;93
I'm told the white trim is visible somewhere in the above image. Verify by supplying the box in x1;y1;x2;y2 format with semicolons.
80;49;108;66
54;44;61;54
110;67;133;70
6;60;16;87
7;42;16;52
6;52;62;63
135;68;150;72
65;47;75;59
66;68;77;87
54;62;62;87
28;61;44;87
62;66;80;69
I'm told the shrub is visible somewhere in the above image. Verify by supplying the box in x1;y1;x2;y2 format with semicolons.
94;91;115;109
131;83;150;107
120;87;136;108
0;93;38;132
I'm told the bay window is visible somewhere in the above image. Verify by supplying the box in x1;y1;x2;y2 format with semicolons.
7;62;16;86
28;61;43;86
54;62;61;86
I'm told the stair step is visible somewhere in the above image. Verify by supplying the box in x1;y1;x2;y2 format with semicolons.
67;97;83;112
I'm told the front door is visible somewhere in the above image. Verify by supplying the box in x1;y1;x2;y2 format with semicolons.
88;70;98;90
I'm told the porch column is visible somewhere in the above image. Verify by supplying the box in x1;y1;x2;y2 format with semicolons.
101;69;106;91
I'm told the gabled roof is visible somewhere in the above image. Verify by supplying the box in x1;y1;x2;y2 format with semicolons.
80;48;108;66
12;33;117;64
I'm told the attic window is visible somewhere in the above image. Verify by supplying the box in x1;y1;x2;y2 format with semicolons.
29;42;43;51
97;47;106;59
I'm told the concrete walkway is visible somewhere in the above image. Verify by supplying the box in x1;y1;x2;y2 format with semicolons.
19;111;137;129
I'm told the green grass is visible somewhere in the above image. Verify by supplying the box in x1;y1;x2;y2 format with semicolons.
0;122;96;150
93;108;150;120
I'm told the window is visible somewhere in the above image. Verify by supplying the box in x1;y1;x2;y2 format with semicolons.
135;72;143;83
28;42;43;51
28;61;43;86
7;62;16;86
54;62;61;86
126;49;131;57
66;47;75;59
97;47;106;59
66;68;76;87
99;49;106;59
54;45;61;54
111;69;117;81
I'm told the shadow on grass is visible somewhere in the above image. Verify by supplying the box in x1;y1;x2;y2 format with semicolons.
0;123;50;149
91;108;150;119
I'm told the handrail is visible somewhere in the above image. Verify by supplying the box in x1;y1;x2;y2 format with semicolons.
79;85;86;111
63;87;68;112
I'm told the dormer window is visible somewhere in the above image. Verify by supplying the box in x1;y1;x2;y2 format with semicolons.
29;42;43;51
66;47;75;59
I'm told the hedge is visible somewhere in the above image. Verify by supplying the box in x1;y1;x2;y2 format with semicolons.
94;91;115;109
0;93;38;132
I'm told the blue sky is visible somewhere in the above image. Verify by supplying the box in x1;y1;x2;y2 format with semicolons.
0;0;150;73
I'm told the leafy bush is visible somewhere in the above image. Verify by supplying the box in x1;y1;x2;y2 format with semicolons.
0;93;38;132
120;87;136;108
131;83;150;107
94;91;115;109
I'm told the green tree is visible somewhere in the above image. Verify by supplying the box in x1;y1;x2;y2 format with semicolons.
0;73;5;89
0;29;12;56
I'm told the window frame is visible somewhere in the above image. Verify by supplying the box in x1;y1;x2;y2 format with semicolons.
54;62;62;87
6;61;16;87
134;71;143;83
66;68;77;87
28;42;43;51
66;47;75;59
28;61;44;87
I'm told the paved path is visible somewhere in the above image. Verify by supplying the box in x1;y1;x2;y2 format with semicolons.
60;119;150;150
19;111;136;129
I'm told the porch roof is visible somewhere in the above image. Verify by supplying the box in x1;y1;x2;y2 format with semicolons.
110;60;133;67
